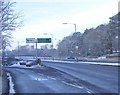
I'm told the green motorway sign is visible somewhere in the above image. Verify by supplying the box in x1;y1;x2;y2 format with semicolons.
37;38;51;43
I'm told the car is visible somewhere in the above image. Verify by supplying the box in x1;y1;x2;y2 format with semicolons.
26;60;37;65
67;57;75;59
19;61;26;65
26;61;32;67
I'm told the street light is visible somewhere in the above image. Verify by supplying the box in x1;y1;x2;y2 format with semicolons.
63;23;78;61
75;46;79;62
63;23;76;32
43;33;54;48
12;41;26;58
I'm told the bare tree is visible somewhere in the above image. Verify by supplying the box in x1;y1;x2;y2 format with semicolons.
0;0;23;61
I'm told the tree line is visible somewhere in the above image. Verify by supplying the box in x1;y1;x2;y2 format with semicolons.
1;0;119;59
0;1;23;61
9;12;119;59
57;12;119;58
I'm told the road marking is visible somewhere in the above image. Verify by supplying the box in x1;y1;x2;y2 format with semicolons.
62;81;92;93
62;81;83;89
38;73;44;76
28;68;92;93
35;78;48;81
37;73;57;81
87;90;91;93
29;73;48;81
47;76;56;80
84;87;92;93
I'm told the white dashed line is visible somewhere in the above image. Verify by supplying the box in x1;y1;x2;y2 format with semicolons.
62;81;83;89
47;76;56;80
38;73;44;76
87;90;91;93
61;81;92;93
34;78;48;81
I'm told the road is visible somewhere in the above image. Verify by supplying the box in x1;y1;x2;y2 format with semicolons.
2;61;119;93
42;61;119;93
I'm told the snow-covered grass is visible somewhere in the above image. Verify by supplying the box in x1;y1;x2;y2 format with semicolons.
42;59;119;66
6;58;119;68
0;77;2;94
98;56;106;59
8;62;42;68
7;72;15;93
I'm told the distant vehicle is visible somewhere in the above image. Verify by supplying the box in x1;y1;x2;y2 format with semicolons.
26;62;32;67
67;57;75;59
25;60;37;67
19;61;26;65
35;58;42;65
27;60;37;65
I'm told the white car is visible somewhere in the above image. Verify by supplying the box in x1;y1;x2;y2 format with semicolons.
26;62;32;67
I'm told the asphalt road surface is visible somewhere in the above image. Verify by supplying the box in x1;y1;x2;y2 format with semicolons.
42;61;119;93
2;61;119;93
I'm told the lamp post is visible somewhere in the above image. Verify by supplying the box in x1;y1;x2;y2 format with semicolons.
43;33;54;48
18;41;19;58
63;23;76;32
75;46;78;62
13;41;25;59
63;23;78;59
115;36;118;53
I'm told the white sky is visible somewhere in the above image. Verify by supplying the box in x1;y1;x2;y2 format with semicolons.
9;0;119;50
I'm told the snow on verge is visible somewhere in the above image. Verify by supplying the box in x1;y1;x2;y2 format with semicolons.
9;62;41;68
42;60;119;66
7;72;15;94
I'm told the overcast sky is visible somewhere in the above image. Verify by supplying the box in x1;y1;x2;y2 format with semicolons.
10;0;118;50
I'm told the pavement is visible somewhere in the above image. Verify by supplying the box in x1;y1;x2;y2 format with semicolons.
2;69;9;94
1;58;119;94
0;76;2;94
3;67;91;93
2;61;119;93
43;61;119;93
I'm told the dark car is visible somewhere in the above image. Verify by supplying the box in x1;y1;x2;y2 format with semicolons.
67;57;75;59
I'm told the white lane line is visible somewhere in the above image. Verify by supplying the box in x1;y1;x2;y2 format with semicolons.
28;72;48;81
62;81;83;89
37;72;57;81
30;69;92;93
87;90;91;93
62;81;91;93
47;76;56;80
34;78;48;81
7;72;16;93
38;73;44;76
32;71;91;93
30;75;48;81
83;86;92;93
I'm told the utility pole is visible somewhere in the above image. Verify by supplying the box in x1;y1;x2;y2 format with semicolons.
74;24;76;33
35;41;38;60
75;46;78;62
18;41;19;58
63;23;78;61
